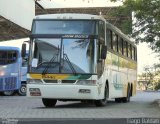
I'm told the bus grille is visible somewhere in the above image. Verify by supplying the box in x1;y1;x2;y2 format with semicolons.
43;80;76;84
43;80;57;83
5;77;17;90
62;80;76;83
0;78;3;90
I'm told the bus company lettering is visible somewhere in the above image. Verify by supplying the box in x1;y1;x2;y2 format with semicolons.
62;34;88;38
42;75;56;79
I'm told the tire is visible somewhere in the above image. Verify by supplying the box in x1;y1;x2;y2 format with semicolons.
95;84;109;107
115;98;122;103
122;85;131;103
42;98;57;108
3;91;14;96
18;84;26;96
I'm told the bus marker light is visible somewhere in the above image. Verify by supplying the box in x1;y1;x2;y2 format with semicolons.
79;89;91;93
30;92;41;96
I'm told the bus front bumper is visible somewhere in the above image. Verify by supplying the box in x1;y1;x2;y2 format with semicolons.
27;84;101;100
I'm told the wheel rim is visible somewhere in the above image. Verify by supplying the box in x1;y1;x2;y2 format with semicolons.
20;86;26;93
18;85;26;95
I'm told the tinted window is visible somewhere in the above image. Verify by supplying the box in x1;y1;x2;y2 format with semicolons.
0;50;18;65
98;21;105;42
112;32;118;52
123;41;127;57
128;43;131;58
106;29;112;49
32;20;96;35
134;47;137;61
118;37;123;54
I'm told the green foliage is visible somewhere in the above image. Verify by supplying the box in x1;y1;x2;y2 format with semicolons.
154;81;160;90
108;2;132;34
111;0;160;53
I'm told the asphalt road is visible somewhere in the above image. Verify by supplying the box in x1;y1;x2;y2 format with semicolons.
0;91;160;119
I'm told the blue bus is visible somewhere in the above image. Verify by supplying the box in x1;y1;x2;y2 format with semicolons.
0;43;28;96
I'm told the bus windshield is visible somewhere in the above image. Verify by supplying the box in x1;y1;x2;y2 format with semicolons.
0;50;18;65
30;38;96;74
32;20;96;35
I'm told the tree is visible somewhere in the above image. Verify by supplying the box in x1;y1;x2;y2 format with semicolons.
111;0;160;54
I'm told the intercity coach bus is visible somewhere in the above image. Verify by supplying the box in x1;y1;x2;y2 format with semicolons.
27;13;137;107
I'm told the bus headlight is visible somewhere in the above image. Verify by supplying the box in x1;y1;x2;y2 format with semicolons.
0;71;4;76
76;80;96;85
27;79;43;84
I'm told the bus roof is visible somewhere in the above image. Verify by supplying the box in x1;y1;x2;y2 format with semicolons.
0;46;20;51
35;13;106;21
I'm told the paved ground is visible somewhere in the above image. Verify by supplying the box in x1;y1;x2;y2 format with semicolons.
0;91;160;118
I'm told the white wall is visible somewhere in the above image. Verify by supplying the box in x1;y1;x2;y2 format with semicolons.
0;38;29;50
0;0;35;31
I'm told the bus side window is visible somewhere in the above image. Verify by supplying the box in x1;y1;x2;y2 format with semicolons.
98;21;105;43
106;29;112;49
118;37;123;54
128;43;131;58
126;42;128;57
132;46;134;60
112;32;118;52
134;47;137;61
98;21;105;61
123;41;127;57
130;44;132;59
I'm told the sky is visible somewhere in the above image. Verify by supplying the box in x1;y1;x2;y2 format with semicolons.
137;43;159;74
38;0;123;8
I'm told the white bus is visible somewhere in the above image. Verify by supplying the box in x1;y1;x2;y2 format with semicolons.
0;40;28;96
27;13;137;107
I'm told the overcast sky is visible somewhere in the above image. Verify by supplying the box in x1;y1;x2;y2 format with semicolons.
137;43;159;74
38;0;123;8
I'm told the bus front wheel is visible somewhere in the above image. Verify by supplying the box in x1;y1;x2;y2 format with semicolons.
42;98;57;107
95;84;109;107
18;84;26;96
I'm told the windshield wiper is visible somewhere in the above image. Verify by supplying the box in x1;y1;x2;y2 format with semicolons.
42;55;59;75
63;53;77;75
42;46;60;75
62;44;77;75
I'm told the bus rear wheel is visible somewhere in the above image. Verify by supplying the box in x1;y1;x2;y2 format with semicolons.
115;98;122;103
18;84;26;96
95;84;109;107
122;85;131;103
3;91;14;96
42;98;57;107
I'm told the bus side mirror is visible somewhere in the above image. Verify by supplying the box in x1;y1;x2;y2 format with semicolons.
101;45;107;60
21;43;26;58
